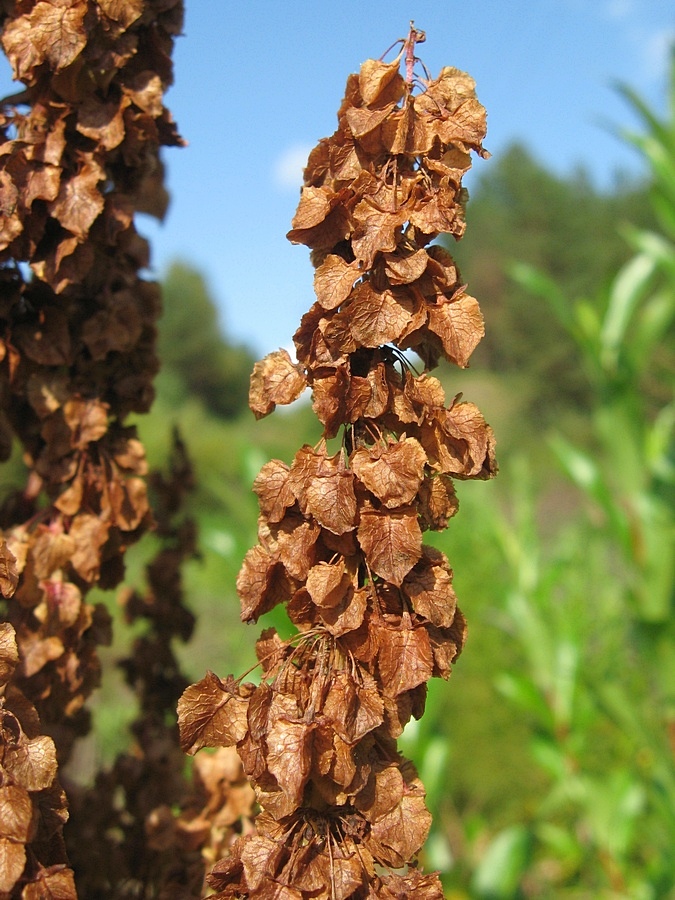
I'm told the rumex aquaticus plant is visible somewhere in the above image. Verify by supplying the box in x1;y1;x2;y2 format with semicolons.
178;24;497;899
0;1;207;895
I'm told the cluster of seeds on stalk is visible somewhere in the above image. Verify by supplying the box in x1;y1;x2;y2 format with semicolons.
0;1;183;893
179;24;497;900
65;432;259;898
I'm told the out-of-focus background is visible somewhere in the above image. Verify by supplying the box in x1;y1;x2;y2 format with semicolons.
3;2;675;896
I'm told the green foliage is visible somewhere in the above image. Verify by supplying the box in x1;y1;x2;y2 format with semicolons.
474;56;675;898
451;142;658;423
158;261;256;419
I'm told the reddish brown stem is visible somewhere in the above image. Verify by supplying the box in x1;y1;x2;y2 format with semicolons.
404;21;426;84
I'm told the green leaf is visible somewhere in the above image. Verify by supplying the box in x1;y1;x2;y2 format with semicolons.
630;288;675;375
632;491;675;622
417;736;450;815
535;822;583;867
583;771;645;859
549;434;632;551
600;251;656;374
551;640;579;728
509;261;575;334
623;229;675;285
531;736;569;781
651;189;675;240
495;672;554;730
574;299;601;345
471;825;532;899
646;401;675;483
615;82;673;149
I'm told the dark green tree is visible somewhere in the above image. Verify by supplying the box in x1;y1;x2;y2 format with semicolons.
158;261;255;418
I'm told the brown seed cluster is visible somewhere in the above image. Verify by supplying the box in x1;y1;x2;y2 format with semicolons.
0;620;74;897
0;1;184;894
64;431;258;898
179;26;497;899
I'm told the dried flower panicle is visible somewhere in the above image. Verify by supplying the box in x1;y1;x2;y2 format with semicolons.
63;431;257;898
0;1;184;894
63;430;196;897
0;619;75;898
179;25;497;899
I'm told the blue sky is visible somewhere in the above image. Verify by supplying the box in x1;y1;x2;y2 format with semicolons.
2;1;674;356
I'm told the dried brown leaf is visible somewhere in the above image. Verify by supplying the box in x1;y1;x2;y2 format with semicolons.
274;513;320;581
253;460;295;524
31;528;75;580
357;506;421;586
427;292;484;367
49;159;105;239
441;402;497;478
418;473;458;530
0;623;19;684
323;667;384;743
240;834;284;892
249;348;307;419
109;476;149;531
21;865;77;899
24;162;61;206
3;733;57;791
81;295;143;359
358;58;404;105
381;104;435;155
290;186;333;230
68;514;110;582
370;789;431;868
14;307;71;367
2;0;88;81
97;0;144;28
266;718;314;806
0;785;32;842
383;248;429;285
77;96;127;150
39;578;81;628
313;254;359;310
380;869;444;899
177;672;249;755
347;282;413;348
402;547;457;627
346;102;396;140
376;620;433;696
351;202;406;270
288;444;357;535
0;836;25;894
255;628;287;675
351;436;426;507
19;633;64;679
305;560;351;609
310;368;349;436
287;202;351;252
319;583;368;637
0;541;18;598
294;839;366;898
236;544;291;622
124;72;164;117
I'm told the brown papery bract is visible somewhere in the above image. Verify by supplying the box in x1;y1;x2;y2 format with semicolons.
179;22;497;899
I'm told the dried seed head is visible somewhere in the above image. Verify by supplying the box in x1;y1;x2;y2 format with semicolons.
179;28;496;895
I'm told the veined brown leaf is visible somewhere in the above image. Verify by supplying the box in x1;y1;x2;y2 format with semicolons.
177;672;249;755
